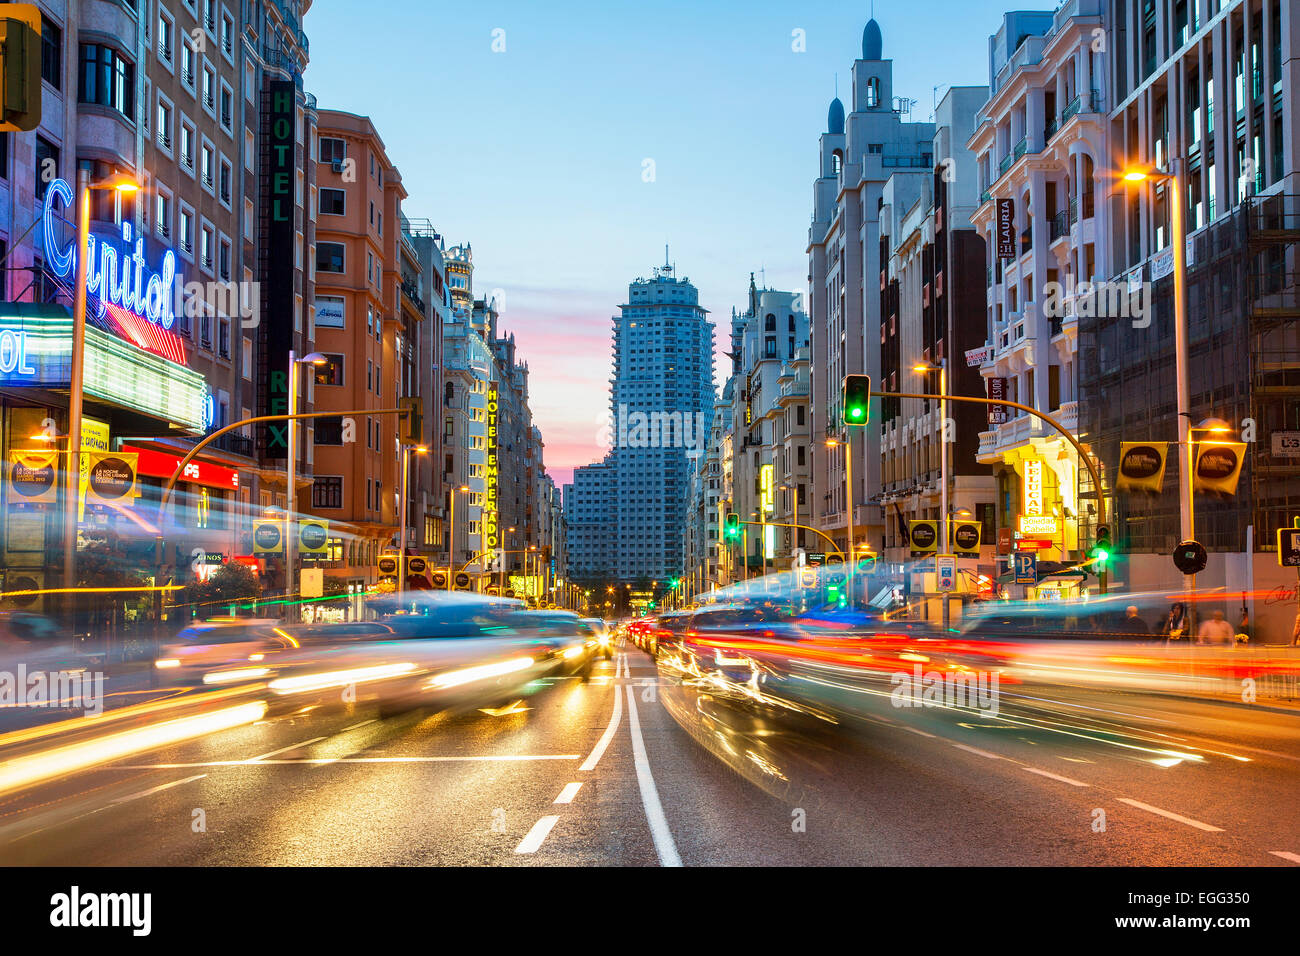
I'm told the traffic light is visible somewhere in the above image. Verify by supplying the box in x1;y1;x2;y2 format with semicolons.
0;5;42;133
842;374;872;426
1090;525;1112;569
724;512;741;540
398;396;423;445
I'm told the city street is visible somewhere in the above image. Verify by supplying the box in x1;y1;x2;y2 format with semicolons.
3;640;1298;867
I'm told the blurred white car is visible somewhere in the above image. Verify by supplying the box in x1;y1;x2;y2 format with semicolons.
154;618;300;686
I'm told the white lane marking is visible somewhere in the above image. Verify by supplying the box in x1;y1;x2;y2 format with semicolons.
110;773;208;805
110;755;582;768
579;674;623;772
952;743;1005;760
625;685;682;867
340;719;377;732
904;726;937;738
1022;766;1089;787
1117;797;1224;832
515;815;560;854
1269;851;1300;864
243;736;328;763
554;782;582;804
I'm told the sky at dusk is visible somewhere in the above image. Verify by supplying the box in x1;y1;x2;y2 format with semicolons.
304;0;1045;484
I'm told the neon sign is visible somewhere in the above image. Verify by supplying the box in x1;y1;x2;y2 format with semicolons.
43;178;178;329
483;382;499;552
0;329;36;376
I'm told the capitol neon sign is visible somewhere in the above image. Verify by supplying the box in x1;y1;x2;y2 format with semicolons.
42;178;178;329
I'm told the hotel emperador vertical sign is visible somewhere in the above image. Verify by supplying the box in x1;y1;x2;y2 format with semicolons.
483;382;500;557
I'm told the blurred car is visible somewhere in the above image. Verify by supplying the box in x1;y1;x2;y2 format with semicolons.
262;597;607;717
0;611;101;670
579;617;615;659
644;611;693;657
153;618;299;686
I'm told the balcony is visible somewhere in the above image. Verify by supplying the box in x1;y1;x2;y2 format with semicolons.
979;188;993;203
999;153;1015;176
400;276;426;316
1050;211;1068;242
1013;137;1028;160
1053;401;1078;433
1061;95;1082;124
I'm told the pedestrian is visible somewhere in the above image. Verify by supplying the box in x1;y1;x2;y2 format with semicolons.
1160;602;1187;641
1196;610;1235;647
1122;605;1150;637
1292;606;1300;647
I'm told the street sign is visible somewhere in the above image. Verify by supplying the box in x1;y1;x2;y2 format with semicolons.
936;555;957;592
1172;540;1208;576
1277;528;1300;567
1013;539;1054;551
1013;551;1037;585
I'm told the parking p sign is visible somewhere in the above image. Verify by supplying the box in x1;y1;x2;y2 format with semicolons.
1013;551;1037;585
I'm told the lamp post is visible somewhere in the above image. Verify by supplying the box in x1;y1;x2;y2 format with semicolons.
503;526;516;595
914;360;949;630
1183;417;1233;635
1124;163;1191;541
826;434;855;606
397;444;428;593
284;350;327;599
446;484;470;590
62;170;139;611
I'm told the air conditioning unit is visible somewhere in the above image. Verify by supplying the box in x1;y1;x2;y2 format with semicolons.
330;160;344;174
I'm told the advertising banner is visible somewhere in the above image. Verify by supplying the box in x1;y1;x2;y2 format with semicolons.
951;521;982;555
85;452;138;504
253;519;284;554
1194;442;1247;495
995;199;1016;258
1116;441;1168;493
909;520;938;554
8;449;59;504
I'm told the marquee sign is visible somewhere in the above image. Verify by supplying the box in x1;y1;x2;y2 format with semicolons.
483;381;500;553
1023;460;1044;516
0;309;206;432
123;445;239;491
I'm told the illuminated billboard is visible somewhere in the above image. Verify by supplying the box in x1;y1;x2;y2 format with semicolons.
483;381;499;554
0;307;207;432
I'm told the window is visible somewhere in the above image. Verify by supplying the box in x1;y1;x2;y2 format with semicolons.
314;419;345;445
315;295;345;328
219;81;232;130
314;354;344;386
201;62;215;114
180;39;195;90
157;11;173;64
41;16;61;89
219;156;232;205
221;10;235;59
178;204;194;256
34;136;58;200
156;187;172;238
179;120;195;172
313;477;343;508
320;188;345;215
156;94;173;150
218;237;231;280
79;45;135;118
242;337;253;379
200;142;214;188
316;241;345;273
320;137;345;165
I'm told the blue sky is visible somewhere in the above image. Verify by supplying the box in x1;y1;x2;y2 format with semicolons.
304;0;1052;480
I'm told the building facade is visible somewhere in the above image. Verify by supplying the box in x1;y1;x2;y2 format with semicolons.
808;17;937;562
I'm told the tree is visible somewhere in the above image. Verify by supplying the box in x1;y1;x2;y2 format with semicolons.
180;561;260;611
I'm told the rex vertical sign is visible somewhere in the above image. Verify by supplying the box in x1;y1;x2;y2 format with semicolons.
260;79;297;458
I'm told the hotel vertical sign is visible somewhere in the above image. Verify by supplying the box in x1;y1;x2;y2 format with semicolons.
261;79;297;458
483;382;500;558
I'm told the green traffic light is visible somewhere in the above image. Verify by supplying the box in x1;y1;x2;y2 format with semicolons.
1095;548;1110;564
849;406;864;419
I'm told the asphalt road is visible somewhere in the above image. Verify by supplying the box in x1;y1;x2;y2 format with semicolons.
1;641;1298;866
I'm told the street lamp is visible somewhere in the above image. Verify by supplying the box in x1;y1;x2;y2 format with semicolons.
913;360;950;630
1124;163;1191;542
397;444;428;593
446;485;471;590
284;351;328;598
62;170;141;609
825;435;853;603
